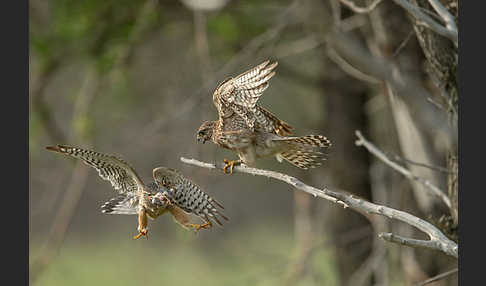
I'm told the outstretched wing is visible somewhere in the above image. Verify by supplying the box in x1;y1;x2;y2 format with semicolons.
213;60;278;130
152;167;228;226
101;194;139;215
46;145;145;195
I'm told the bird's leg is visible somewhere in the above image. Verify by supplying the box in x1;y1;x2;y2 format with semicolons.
133;208;149;240
168;207;211;232
223;159;241;174
186;221;212;232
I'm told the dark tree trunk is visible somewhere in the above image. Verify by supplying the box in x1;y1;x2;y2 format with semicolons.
321;67;373;285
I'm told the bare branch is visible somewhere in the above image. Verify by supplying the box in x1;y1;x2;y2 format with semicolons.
181;157;348;207
379;232;442;251
180;157;458;258
414;268;458;286
339;0;384;14
391;0;457;46
355;130;451;209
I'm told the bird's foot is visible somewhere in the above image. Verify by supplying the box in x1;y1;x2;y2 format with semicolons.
133;229;148;240
223;159;241;174
187;222;212;232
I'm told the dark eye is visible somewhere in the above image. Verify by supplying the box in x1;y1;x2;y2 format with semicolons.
198;131;205;136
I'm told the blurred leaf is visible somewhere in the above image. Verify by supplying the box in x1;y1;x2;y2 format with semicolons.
208;13;239;44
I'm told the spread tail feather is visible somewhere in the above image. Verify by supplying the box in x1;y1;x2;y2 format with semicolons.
279;135;331;148
275;135;331;169
278;149;326;169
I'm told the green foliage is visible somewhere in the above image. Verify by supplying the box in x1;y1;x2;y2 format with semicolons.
208;13;240;45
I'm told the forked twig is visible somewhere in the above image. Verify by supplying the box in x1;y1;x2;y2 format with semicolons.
180;157;458;258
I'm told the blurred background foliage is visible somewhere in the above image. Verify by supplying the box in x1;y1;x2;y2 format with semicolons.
30;0;458;285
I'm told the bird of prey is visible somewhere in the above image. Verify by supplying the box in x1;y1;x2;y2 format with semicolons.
45;145;227;239
196;60;331;173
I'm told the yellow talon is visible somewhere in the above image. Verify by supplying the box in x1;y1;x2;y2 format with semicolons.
133;229;148;240
187;222;212;232
223;159;239;174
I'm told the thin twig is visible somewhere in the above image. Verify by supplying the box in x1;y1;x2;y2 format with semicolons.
379;233;441;250
339;0;384;14
180;157;458;258
355;130;451;208
414;268;458;286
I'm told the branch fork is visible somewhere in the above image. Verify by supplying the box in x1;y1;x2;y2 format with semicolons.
180;156;458;258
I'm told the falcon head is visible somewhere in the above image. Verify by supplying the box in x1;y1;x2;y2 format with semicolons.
196;121;216;144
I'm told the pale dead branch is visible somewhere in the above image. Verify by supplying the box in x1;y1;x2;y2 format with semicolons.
355;130;451;209
180;157;458;258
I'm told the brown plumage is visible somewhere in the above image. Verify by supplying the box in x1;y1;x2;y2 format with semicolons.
45;145;227;239
212;60;293;135
197;60;331;172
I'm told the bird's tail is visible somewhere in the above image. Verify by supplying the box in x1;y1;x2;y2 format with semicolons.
163;184;229;228
275;135;331;169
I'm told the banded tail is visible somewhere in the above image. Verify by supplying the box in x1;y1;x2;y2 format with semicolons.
275;135;331;169
165;184;229;227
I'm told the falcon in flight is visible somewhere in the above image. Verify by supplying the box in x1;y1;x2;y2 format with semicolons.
46;145;227;239
196;60;331;173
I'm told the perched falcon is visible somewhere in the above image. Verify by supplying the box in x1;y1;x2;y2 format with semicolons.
196;60;332;173
46;145;227;239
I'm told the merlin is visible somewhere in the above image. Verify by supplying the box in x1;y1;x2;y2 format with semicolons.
46;145;227;239
196;60;331;173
